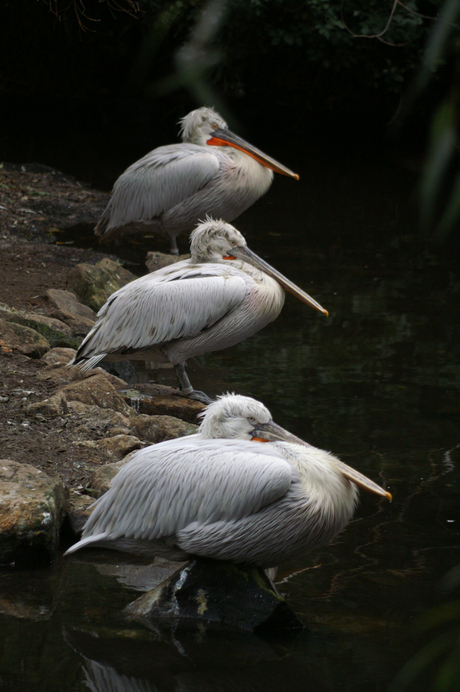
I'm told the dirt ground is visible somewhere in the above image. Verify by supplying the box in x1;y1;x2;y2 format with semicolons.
0;163;131;488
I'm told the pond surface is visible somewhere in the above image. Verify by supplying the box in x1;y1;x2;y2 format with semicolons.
1;145;460;692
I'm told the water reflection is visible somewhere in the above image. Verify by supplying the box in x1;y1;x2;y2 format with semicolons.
67;626;328;692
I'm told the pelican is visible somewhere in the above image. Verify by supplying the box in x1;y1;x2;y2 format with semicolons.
65;394;392;567
95;106;299;254
70;219;328;404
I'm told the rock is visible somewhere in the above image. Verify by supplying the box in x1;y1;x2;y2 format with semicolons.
44;288;96;320
43;288;96;335
67;401;133;434
27;390;68;418
93;434;143;460
0;318;50;358
87;454;137;496
5;313;80;349
37;358;128;388
41;347;77;367
66;258;137;312
66;492;95;536
48;311;95;337
145;251;188;273
129;413;197;443
121;385;205;423
62;374;132;414
0;459;68;567
125;558;304;634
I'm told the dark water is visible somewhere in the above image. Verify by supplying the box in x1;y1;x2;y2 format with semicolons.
1;148;460;692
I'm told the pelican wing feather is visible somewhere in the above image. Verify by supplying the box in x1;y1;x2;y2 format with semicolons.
99;145;221;230
81;439;293;543
74;266;249;362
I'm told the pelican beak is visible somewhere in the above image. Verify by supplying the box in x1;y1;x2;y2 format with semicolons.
252;421;392;501
207;128;299;180
232;245;329;316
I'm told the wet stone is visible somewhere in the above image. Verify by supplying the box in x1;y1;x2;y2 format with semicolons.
0;459;68;567
125;558;304;634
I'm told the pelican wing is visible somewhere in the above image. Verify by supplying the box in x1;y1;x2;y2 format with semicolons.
74;266;249;361
81;439;294;542
100;145;221;229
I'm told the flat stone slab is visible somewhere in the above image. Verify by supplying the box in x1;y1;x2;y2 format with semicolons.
0;459;68;567
121;385;205;423
125;558;304;634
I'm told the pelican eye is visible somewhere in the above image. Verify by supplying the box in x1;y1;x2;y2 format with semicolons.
248;416;257;424
211;122;218;129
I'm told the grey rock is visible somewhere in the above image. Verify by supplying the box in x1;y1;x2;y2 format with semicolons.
0;459;68;567
120;385;204;423
44;288;96;320
67;258;137;312
43;289;96;335
67;401;133;433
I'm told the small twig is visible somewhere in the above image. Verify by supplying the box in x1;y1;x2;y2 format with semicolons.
340;0;422;47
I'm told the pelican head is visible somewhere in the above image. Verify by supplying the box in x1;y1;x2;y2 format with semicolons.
179;107;228;146
190;218;329;316
190;218;246;263
199;394;392;501
179;106;299;179
198;393;272;440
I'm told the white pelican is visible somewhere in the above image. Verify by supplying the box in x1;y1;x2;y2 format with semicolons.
95;106;299;254
65;394;392;567
71;219;328;404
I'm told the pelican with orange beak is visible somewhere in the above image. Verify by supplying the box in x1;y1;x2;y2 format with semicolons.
95;107;299;254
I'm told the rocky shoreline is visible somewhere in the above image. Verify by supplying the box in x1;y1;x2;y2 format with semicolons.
0;164;204;568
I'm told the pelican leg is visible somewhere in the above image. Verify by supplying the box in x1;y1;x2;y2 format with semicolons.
169;236;179;255
174;363;213;405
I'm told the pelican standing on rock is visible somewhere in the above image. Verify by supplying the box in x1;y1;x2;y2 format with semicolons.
70;219;328;404
95;106;299;254
65;394;392;567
